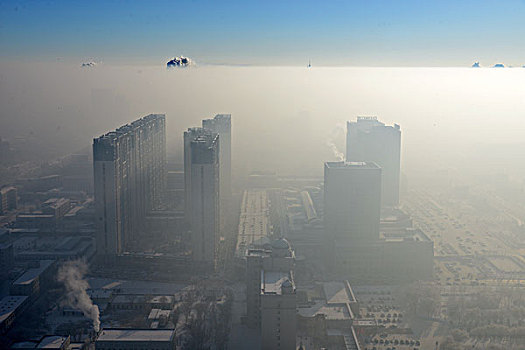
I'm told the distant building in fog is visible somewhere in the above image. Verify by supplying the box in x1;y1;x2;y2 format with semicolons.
0;186;17;214
183;127;215;224
346;117;401;207
324;161;381;244
93;114;166;263
186;132;220;269
202;114;232;231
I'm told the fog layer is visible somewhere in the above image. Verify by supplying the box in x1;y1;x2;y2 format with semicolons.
1;62;525;177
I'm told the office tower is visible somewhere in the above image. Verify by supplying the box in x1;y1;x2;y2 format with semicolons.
188;133;220;268
93;114;166;263
324;161;381;243
346;117;401;207
202;114;231;232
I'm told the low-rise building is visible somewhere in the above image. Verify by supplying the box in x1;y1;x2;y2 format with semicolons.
95;328;176;350
0;295;29;334
10;260;56;300
0;186;17;214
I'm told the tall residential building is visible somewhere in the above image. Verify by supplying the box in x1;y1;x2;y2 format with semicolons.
324;161;381;243
346;117;401;207
93;114;166;262
202;114;231;232
187;132;220;268
183;127;215;224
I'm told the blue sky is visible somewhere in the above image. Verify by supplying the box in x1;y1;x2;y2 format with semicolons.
1;0;524;66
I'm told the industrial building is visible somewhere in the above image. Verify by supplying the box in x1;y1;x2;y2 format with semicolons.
95;328;176;350
346;117;401;207
0;295;29;334
93;114;167;263
10;260;56;300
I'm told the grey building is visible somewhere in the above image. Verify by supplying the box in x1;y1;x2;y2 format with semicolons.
246;239;296;350
93;114;166;263
202;114;231;230
186;132;220;269
95;329;176;350
183;127;215;224
346;117;401;207
324;161;381;244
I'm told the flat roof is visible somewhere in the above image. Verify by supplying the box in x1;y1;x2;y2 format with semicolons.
325;161;380;170
37;336;68;349
298;301;351;320
0;296;28;324
96;329;175;342
261;271;292;295
236;190;271;258
13;260;54;286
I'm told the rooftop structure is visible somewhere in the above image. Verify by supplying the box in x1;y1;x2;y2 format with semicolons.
12;260;55;286
236;190;271;258
96;328;175;349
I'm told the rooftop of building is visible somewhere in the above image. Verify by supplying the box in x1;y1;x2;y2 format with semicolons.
261;270;294;295
348;116;400;131
43;197;70;208
94;114;165;142
111;294;174;304
12;260;55;286
325;161;380;170
36;335;69;349
96;328;175;342
298;301;352;320
380;228;432;243
326;328;361;350
0;295;28;324
323;281;356;304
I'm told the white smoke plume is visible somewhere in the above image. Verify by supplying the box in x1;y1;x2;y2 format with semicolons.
57;260;100;332
326;123;346;161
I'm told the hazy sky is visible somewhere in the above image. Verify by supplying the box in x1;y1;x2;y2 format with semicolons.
1;0;525;66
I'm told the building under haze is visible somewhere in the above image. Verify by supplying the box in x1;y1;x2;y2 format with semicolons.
202;114;231;203
324;161;381;244
346;117;401;207
246;238;296;350
183;127;215;224
186;131;220;269
323;161;433;281
93;114;166;263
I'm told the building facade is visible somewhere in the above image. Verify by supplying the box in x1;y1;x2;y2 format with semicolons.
93;114;166;262
202;114;231;231
324;161;381;243
346;117;401;207
187;132;220;269
246;238;297;350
